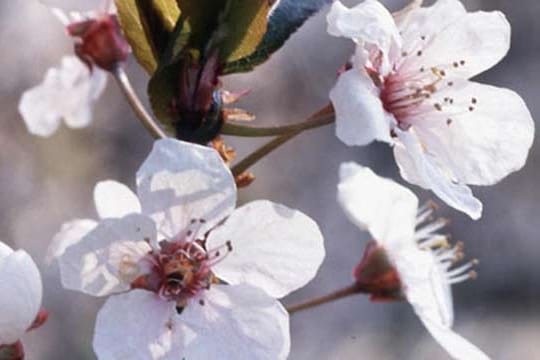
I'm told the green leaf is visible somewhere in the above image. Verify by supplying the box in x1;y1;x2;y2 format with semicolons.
147;63;179;131
223;0;332;74
176;0;228;51
115;0;180;74
219;0;269;62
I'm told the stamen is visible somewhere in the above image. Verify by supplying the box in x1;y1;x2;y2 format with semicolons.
415;218;449;240
448;270;477;284
418;235;449;250
206;240;233;267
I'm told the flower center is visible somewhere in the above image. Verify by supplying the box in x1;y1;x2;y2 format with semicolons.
376;35;478;129
132;219;232;312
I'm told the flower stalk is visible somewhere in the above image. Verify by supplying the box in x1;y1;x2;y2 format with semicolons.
231;105;335;176
286;283;366;314
112;67;167;139
222;104;335;137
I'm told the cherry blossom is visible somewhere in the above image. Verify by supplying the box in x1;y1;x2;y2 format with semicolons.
338;162;489;360
18;0;127;137
328;0;535;219
0;242;44;358
50;139;325;359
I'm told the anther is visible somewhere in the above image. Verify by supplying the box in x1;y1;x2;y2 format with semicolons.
471;97;477;104
460;60;466;65
447;119;453;125
434;103;443;111
417;50;423;56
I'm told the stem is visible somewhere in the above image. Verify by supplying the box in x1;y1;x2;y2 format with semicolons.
112;67;167;139
286;283;366;314
230;105;335;176
222;104;334;137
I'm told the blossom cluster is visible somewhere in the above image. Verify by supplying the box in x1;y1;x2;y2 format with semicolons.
1;0;534;359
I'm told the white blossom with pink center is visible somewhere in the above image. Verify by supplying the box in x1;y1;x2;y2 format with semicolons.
338;162;489;360
50;139;325;360
18;1;114;137
327;0;535;219
0;242;43;347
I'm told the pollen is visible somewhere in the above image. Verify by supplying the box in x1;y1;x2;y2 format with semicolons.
133;218;233;308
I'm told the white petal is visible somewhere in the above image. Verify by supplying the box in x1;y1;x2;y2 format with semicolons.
400;7;510;80
0;248;42;345
412;81;534;186
46;219;98;264
327;0;401;72
337;162;418;251
395;247;489;359
207;200;325;299
181;284;290;360
93;290;185;360
58;214;155;296
394;129;482;220
94;181;142;219
18;56;106;137
330;69;394;146
136;139;236;239
396;0;466;46
420;319;490;360
327;0;399;43
394;248;453;328
0;242;13;259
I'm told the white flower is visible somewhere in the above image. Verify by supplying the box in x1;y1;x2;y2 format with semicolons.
0;242;43;346
338;162;489;360
51;139;325;359
19;56;107;137
18;1;116;137
328;0;535;219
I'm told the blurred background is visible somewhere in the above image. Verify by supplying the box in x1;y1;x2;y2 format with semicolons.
1;0;539;358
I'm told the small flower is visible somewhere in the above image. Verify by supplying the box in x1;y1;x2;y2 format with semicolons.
0;242;45;358
18;0;127;137
51;139;325;359
328;0;535;219
338;162;488;360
